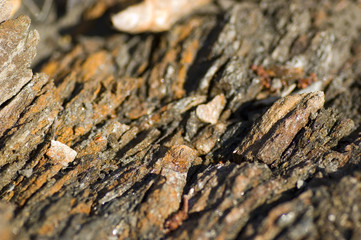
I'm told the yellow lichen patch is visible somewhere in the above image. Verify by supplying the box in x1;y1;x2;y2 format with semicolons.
76;134;108;158
41;45;83;78
17;164;63;206
56;127;74;146
41;61;58;77
46;165;82;197
81;51;109;82
174;40;200;98
176;17;203;45
70;202;92;215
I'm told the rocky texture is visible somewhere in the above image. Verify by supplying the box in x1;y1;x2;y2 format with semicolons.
234;91;326;165
1;0;361;239
0;15;39;106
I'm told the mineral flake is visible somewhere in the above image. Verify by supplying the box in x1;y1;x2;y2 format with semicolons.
46;140;77;167
196;94;226;125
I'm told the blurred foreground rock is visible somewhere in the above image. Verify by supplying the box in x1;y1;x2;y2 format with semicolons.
1;0;361;239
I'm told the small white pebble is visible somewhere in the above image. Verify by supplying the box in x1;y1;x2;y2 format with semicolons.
111;0;210;33
196;94;226;124
296;179;304;189
46;140;77;167
328;214;336;222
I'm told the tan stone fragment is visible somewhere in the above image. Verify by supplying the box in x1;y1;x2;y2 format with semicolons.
136;145;199;235
111;0;210;33
46;140;77;167
0;15;39;106
196;94;226;124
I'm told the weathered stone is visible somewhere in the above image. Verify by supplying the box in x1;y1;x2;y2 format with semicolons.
194;122;227;155
234;91;325;165
0;73;48;138
134;145;198;238
0;15;39;106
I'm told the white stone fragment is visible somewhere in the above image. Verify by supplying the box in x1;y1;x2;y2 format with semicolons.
111;0;210;33
196;94;226;124
46;140;77;167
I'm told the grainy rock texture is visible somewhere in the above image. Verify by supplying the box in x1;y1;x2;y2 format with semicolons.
0;15;39;106
234;91;326;165
1;0;361;239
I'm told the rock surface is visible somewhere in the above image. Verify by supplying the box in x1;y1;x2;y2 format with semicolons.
234;91;326;165
1;0;361;239
0;15;39;106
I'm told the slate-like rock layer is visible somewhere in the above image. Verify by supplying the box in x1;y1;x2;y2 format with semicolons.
1;1;361;239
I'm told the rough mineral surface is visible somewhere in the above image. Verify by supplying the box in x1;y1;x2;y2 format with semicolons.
1;0;361;239
234;91;326;165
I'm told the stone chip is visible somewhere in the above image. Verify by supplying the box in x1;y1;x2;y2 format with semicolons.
196;94;226;125
46;140;77;167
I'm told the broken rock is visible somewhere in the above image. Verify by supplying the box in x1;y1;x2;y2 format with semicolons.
234;91;325;165
0;15;39;106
